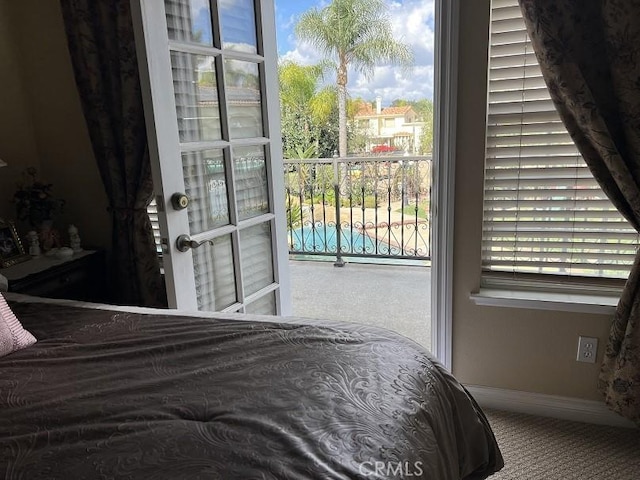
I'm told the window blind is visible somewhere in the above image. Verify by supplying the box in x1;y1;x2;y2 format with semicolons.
147;198;162;254
483;0;637;280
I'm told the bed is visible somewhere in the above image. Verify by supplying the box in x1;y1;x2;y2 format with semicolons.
0;293;503;479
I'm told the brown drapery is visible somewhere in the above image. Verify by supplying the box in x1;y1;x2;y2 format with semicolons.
60;0;166;307
519;0;640;424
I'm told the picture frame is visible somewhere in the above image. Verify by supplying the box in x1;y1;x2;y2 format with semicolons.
0;221;30;268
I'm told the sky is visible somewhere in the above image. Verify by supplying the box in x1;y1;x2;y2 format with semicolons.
274;0;435;103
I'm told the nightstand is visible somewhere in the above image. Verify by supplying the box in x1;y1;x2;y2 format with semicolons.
0;250;106;302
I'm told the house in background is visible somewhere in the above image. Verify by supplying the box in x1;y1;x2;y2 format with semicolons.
354;96;425;154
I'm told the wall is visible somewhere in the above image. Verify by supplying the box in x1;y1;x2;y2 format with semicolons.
451;0;613;401
0;0;41;220
0;0;110;249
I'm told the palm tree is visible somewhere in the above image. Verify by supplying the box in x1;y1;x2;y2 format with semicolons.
279;61;338;158
295;0;413;157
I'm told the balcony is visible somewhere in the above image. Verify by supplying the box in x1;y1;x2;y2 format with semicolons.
284;154;432;265
284;154;433;348
289;259;432;348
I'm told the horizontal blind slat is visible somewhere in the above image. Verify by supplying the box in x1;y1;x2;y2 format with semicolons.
487;121;568;135
486;132;577;148
489;64;543;81
488;99;558;115
485;156;592;168
491;4;525;21
491;29;531;46
489;52;539;69
487;111;565;125
489;76;548;93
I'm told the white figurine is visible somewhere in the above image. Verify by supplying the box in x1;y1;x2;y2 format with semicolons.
27;230;41;256
68;224;82;252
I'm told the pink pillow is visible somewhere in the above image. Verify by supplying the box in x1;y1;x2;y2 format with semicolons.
0;294;36;357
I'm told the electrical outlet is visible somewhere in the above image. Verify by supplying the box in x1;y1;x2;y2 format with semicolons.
576;336;598;363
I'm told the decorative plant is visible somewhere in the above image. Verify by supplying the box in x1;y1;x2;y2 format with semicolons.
12;167;65;227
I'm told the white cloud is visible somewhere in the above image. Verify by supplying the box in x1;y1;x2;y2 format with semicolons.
280;39;324;65
351;65;434;101
278;0;435;101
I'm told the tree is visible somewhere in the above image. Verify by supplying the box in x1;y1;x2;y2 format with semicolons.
278;61;338;158
295;0;413;157
415;99;434;154
419;118;433;155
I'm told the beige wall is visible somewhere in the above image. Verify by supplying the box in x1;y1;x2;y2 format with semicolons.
0;0;109;248
452;0;612;401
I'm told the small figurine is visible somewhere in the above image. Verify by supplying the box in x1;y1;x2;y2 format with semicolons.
40;222;61;252
69;224;82;252
27;230;41;256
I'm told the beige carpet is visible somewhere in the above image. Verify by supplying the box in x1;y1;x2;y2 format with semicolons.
484;409;640;479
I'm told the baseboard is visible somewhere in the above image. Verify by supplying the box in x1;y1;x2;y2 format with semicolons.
465;384;636;428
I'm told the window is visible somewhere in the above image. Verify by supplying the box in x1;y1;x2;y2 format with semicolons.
482;0;637;282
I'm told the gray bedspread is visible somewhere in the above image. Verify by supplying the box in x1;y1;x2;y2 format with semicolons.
0;302;502;479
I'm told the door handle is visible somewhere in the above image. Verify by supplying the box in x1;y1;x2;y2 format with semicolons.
176;234;214;252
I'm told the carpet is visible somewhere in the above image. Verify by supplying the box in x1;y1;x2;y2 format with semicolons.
484;409;640;479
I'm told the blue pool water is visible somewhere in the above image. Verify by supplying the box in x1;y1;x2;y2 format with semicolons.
290;224;398;255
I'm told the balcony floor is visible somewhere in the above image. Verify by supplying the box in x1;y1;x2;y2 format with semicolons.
288;259;431;349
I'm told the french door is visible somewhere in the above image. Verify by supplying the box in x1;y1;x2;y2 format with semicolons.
131;0;291;315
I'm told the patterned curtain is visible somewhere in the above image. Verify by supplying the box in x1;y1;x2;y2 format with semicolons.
60;0;166;307
518;0;640;424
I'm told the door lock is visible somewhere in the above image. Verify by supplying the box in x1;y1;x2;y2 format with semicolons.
171;193;190;210
176;234;214;252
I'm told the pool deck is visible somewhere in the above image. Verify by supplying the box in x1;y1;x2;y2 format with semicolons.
288;258;432;349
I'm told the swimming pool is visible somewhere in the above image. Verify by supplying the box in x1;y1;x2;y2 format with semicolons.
289;224;399;255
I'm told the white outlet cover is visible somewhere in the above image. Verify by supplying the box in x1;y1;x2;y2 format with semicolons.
577;336;598;364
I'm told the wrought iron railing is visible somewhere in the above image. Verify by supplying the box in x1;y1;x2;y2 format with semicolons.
284;155;432;263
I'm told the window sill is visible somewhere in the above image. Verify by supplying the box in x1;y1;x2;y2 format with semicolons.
470;288;618;315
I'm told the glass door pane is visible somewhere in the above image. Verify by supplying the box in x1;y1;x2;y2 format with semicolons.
224;59;263;139
192;234;237;310
233;145;269;221
245;291;276;315
165;0;214;46
240;222;274;297
182;149;229;233
220;0;258;53
171;52;222;142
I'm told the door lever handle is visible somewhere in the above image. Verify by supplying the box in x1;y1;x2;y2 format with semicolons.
176;234;214;252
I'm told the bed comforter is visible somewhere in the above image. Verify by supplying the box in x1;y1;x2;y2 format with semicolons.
0;299;502;479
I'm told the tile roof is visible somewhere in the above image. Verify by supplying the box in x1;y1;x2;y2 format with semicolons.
355;103;375;116
354;104;414;118
382;106;412;115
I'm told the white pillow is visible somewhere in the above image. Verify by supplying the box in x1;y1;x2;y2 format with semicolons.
0;293;36;357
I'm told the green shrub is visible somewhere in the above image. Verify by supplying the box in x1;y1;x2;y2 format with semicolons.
363;195;378;208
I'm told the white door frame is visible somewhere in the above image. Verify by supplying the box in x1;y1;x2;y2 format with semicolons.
431;0;459;371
